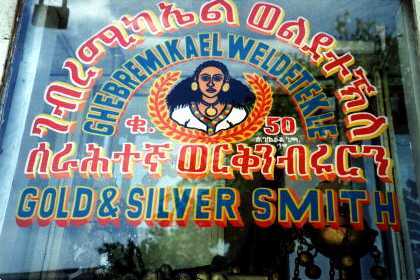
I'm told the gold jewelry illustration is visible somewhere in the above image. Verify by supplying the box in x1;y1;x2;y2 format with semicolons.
191;81;198;91
205;106;217;117
222;83;230;92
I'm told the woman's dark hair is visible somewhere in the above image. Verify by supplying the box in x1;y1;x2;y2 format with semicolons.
166;60;256;113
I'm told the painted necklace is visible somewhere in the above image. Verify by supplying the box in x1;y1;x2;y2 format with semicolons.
201;100;220;117
190;102;233;135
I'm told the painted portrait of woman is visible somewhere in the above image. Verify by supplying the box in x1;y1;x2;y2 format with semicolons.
166;61;256;135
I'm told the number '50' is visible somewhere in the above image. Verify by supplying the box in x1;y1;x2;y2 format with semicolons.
263;116;297;136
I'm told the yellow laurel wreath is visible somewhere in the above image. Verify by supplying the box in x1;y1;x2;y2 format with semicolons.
148;71;272;143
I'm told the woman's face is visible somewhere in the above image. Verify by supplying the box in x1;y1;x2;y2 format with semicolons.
197;66;225;98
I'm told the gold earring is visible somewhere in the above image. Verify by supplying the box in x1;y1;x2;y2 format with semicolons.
222;83;230;92
191;82;198;91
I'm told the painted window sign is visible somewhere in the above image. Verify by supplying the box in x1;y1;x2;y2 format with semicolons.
24;1;395;230
0;0;419;279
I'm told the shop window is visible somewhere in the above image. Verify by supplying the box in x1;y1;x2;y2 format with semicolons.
0;1;419;279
